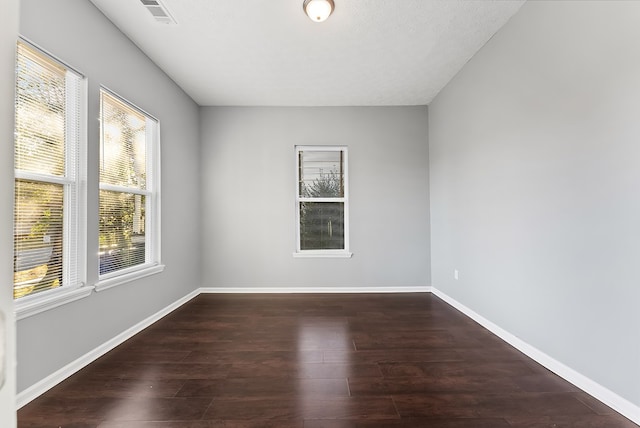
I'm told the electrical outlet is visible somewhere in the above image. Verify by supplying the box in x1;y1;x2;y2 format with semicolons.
454;269;459;280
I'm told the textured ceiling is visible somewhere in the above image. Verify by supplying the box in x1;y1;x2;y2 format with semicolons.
89;0;525;106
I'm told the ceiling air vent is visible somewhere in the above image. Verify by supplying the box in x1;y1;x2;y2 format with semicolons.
140;0;177;25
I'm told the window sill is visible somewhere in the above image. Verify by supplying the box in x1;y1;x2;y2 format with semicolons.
95;264;165;293
15;285;94;320
293;251;353;258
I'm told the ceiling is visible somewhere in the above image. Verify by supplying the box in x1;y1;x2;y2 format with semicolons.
89;0;525;107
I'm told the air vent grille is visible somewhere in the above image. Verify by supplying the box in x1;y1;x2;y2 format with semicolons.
139;0;176;24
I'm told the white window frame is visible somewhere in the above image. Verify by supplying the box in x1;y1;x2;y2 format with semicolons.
14;38;90;320
294;145;352;258
95;88;163;292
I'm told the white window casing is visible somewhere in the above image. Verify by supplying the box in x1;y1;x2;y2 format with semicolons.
95;88;163;292
294;145;352;258
14;39;90;319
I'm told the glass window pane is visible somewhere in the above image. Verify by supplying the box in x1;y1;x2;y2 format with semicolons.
299;150;344;198
15;43;66;176
14;180;64;298
100;93;147;189
99;190;146;274
299;202;344;250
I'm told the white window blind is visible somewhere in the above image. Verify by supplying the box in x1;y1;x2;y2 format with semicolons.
14;41;83;299
295;146;351;256
99;90;159;277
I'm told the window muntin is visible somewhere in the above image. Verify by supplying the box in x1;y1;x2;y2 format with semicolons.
14;41;84;300
99;89;159;278
295;146;350;256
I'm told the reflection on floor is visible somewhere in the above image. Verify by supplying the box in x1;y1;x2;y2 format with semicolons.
18;293;637;427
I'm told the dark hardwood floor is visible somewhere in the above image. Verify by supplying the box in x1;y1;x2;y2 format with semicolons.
18;293;637;427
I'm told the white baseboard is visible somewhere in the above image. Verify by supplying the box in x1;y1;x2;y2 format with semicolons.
199;286;432;294
18;284;640;428
431;287;640;426
16;289;200;409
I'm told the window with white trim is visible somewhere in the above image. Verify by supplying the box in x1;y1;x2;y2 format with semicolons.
98;89;160;281
295;146;351;257
13;40;85;300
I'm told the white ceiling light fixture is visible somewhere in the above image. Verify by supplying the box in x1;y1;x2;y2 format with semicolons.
303;0;335;23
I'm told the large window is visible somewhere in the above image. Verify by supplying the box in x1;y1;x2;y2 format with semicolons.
98;89;161;284
295;146;351;257
14;41;85;301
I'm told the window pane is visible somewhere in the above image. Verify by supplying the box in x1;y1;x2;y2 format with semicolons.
299;202;344;250
14;180;64;298
299;150;344;198
100;92;147;189
15;42;66;176
99;190;146;274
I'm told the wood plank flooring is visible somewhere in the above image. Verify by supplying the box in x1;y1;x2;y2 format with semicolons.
18;293;637;427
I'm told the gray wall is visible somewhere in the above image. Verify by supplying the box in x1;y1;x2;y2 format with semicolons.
17;0;201;393
1;0;19;425
200;107;430;289
429;0;640;407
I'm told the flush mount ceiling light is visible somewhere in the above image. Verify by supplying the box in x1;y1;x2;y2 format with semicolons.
303;0;335;23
